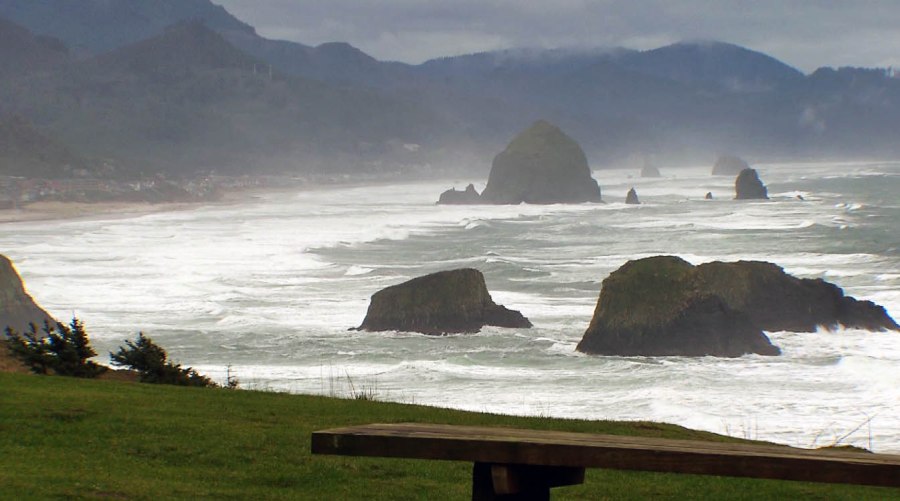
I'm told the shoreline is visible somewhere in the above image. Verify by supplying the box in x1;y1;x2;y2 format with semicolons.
0;173;463;225
0;184;314;225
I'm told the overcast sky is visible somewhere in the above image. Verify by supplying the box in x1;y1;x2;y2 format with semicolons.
214;1;900;73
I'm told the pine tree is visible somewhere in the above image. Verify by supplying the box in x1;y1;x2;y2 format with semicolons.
5;318;107;378
110;333;214;387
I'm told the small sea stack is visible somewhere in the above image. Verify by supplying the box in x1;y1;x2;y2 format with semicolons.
734;168;768;200
354;268;532;335
625;188;640;204
640;164;661;178
712;155;750;176
437;183;481;204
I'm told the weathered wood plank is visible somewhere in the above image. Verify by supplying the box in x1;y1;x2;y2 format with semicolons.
311;423;900;488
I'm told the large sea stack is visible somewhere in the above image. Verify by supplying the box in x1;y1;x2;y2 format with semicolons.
712;155;750;176
478;120;602;204
734;168;769;199
355;268;532;335
577;256;780;357
577;256;898;357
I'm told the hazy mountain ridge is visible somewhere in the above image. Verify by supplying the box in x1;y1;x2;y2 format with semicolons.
0;20;450;178
2;0;899;184
0;0;254;56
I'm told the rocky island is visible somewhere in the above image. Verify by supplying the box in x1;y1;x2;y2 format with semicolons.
712;155;751;176
734;168;769;199
437;120;602;205
354;268;532;335
577;256;898;357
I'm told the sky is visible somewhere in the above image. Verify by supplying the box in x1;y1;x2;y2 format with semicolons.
213;0;900;73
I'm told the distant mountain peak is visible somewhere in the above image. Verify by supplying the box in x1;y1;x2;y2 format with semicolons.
0;16;70;75
622;39;804;92
97;19;259;74
313;41;378;65
0;0;256;55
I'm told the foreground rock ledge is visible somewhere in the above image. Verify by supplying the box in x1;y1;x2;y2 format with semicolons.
577;256;898;357
354;268;532;335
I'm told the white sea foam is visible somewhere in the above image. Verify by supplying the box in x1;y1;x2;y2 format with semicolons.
2;161;899;452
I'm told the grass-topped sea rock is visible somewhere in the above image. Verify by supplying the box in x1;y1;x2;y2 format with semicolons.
577;256;898;357
577;256;779;357
354;268;531;335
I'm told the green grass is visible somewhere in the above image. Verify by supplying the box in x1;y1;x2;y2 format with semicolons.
1;373;897;500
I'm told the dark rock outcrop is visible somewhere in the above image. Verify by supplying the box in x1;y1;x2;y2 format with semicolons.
577;256;780;357
696;260;899;332
577;256;898;357
625;188;640;204
437;183;481;204
355;268;532;335
712;155;750;176
1;254;55;333
640;164;661;178
734;168;768;199
479;120;602;204
705;192;714;200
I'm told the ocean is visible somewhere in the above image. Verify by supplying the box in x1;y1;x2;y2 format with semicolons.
3;161;899;453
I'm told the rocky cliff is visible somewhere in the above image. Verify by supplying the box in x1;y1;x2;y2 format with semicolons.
355;268;532;335
1;254;55;333
1;254;56;372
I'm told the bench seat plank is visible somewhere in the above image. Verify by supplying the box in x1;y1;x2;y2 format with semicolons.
311;423;900;487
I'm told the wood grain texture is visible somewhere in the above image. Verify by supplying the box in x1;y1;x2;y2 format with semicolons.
311;423;900;487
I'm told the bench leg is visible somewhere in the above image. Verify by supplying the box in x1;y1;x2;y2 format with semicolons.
472;462;585;500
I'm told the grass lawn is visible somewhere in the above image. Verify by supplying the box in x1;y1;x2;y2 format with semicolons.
1;372;897;500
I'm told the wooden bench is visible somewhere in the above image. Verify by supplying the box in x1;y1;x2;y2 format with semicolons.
311;423;900;500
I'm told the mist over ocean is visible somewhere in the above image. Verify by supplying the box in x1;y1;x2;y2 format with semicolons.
3;161;898;452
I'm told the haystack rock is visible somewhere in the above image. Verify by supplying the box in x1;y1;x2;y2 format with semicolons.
712;155;750;176
479;120;602;204
577;256;898;357
625;188;640;204
734;168;768;200
437;183;481;204
1;254;55;333
576;256;780;357
354;268;532;335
